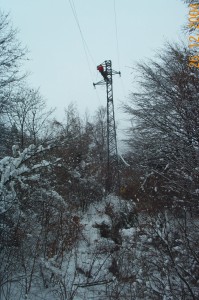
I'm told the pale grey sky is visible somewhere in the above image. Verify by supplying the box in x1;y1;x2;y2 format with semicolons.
0;0;188;127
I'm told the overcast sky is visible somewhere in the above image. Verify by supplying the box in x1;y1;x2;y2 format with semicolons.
0;0;188;132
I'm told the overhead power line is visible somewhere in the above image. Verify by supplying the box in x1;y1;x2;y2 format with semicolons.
113;0;121;71
68;0;102;105
113;0;127;104
68;0;96;75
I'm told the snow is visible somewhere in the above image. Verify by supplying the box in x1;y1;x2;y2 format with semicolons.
1;146;199;299
121;227;136;237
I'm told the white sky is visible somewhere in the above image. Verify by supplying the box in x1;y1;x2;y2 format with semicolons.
0;0;188;134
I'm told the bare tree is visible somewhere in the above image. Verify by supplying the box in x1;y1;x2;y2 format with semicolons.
123;42;199;209
0;12;27;115
6;86;55;149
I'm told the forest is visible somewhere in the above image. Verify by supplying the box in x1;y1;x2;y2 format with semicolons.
0;2;199;299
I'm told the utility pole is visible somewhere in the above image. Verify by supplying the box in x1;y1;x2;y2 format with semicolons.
93;60;120;193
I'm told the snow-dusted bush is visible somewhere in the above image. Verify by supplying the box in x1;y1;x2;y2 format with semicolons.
0;144;83;299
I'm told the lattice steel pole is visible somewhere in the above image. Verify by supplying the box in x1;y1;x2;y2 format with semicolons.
93;60;121;192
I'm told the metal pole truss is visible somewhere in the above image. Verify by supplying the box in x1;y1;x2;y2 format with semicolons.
93;60;121;192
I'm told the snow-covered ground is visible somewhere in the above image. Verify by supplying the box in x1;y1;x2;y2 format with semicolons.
1;195;199;300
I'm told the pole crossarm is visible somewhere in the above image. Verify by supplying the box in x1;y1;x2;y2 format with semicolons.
93;60;121;193
93;80;105;87
112;70;121;76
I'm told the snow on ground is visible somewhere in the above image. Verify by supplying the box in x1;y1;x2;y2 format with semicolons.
2;194;198;299
2;195;126;300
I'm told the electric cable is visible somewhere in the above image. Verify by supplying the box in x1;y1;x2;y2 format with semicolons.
71;0;96;68
114;0;120;71
68;0;102;105
68;0;94;78
113;0;127;101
